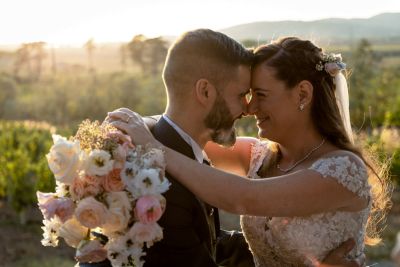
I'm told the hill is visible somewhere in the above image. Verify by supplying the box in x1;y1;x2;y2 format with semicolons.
220;13;400;44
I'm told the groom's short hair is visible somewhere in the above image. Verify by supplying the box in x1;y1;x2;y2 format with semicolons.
162;29;253;98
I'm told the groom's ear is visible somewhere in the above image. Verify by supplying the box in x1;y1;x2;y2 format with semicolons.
296;80;313;107
194;78;216;106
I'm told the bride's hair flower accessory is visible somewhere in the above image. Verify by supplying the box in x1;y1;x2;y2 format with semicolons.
315;53;346;77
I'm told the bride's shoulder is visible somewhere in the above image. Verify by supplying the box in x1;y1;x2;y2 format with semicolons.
315;149;366;168
310;149;369;188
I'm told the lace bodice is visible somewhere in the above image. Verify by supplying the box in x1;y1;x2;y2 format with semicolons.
241;141;371;267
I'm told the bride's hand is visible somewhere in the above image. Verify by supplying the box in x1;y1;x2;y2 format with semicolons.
106;109;158;147
319;239;365;267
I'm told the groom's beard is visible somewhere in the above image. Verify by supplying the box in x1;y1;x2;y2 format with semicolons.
204;95;237;147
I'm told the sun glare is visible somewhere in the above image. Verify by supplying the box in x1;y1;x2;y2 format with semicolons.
1;0;399;46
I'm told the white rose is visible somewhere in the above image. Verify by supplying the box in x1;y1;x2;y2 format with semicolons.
120;162;141;198
58;216;88;248
75;197;108;229
106;235;131;267
46;134;82;184
102;192;132;235
41;217;62;247
142;148;165;169
133;169;162;196
85;149;114;176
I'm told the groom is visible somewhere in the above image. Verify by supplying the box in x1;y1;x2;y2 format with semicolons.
92;29;362;267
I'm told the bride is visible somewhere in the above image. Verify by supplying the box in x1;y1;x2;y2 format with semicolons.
110;37;390;266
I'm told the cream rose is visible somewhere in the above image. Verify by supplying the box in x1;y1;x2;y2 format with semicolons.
128;222;163;248
102;192;132;235
75;197;108;229
46;134;82;184
58;216;88;248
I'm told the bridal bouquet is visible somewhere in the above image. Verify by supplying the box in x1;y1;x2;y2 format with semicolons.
37;120;170;267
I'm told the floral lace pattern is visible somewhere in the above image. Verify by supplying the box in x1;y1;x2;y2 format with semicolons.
241;141;371;267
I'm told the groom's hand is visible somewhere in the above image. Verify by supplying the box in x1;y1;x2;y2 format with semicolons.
319;239;365;267
143;115;161;131
104;107;160;131
104;107;135;124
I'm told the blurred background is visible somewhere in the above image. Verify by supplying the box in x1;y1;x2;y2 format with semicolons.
0;0;399;266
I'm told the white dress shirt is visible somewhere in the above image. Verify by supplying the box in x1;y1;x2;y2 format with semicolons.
162;115;207;163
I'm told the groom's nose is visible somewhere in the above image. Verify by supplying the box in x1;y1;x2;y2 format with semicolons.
246;97;258;115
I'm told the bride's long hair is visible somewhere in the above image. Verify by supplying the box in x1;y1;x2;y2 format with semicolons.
254;37;392;245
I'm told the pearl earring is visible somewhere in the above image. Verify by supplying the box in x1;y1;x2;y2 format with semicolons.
299;103;305;111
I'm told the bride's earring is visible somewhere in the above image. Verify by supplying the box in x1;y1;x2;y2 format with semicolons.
299;103;305;111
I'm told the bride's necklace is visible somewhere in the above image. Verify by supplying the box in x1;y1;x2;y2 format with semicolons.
276;138;326;173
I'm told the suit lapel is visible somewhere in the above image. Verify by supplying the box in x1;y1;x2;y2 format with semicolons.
152;117;219;256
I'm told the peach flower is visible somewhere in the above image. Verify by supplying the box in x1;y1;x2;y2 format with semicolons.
75;197;108;229
102;169;125;192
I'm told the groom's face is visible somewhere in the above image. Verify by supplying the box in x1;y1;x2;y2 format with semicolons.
204;65;251;146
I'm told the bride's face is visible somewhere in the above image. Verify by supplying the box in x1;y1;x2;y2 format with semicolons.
248;65;300;142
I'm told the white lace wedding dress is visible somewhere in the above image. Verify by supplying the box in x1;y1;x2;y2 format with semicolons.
240;141;371;267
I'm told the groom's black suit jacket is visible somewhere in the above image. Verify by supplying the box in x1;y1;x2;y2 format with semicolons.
143;116;219;267
80;117;254;267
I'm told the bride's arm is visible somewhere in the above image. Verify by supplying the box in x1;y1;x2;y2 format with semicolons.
204;137;257;176
161;146;366;217
109;111;367;218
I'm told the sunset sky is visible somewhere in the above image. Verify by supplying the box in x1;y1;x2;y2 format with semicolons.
2;0;400;45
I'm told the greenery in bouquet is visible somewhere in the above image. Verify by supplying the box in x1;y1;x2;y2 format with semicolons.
37;120;170;267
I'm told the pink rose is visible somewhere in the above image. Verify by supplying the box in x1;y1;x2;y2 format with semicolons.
37;192;75;223
53;198;75;223
324;62;340;77
75;197;108;229
83;174;99;184
102;169;125;192
75;239;107;263
135;195;164;224
84;181;103;197
37;192;58;220
70;176;86;200
83;175;103;197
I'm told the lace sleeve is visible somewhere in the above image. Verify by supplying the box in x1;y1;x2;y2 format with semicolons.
309;156;370;198
247;141;272;179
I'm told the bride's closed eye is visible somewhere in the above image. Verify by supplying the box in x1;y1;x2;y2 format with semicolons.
252;88;269;98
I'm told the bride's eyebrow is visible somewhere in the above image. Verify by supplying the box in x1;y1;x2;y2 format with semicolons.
251;88;270;92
